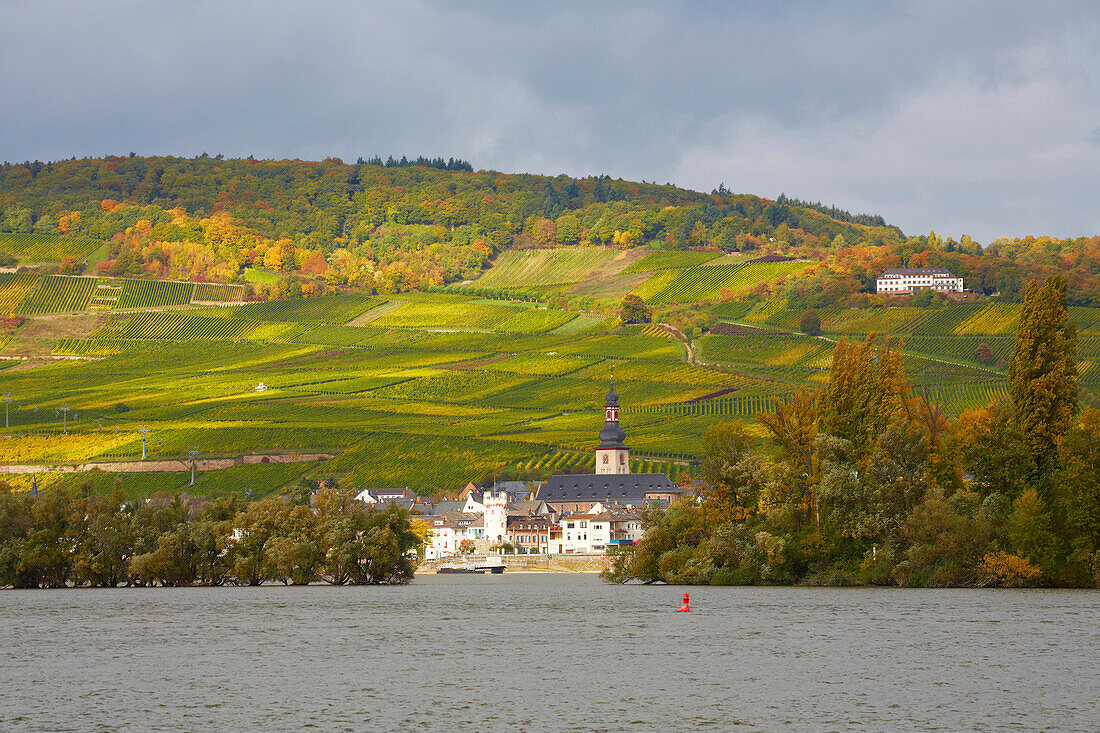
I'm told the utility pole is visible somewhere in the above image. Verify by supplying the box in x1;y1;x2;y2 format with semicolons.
2;395;11;428
138;425;150;460
57;405;71;434
188;448;200;486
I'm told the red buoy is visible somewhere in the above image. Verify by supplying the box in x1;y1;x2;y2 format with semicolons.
677;592;690;612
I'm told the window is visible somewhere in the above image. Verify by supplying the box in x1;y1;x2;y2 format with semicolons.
580;521;587;529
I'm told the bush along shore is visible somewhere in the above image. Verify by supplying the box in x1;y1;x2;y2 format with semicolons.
0;486;423;588
604;276;1100;588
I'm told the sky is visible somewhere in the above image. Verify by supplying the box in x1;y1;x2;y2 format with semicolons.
1;0;1098;243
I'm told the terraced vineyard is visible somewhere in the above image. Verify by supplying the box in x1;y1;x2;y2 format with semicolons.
18;275;98;314
0;232;102;262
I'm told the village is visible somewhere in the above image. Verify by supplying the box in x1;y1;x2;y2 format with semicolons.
355;383;686;562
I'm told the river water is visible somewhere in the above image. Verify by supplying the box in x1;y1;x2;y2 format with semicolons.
1;575;1096;732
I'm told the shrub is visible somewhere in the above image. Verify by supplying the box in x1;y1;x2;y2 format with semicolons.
800;309;821;336
975;551;1041;587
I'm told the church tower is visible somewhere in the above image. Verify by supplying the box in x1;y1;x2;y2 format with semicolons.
595;382;630;475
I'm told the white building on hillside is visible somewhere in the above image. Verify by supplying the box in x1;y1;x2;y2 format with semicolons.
876;267;963;294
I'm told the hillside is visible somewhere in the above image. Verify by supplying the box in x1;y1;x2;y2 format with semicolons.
0;155;1097;500
0;262;1096;500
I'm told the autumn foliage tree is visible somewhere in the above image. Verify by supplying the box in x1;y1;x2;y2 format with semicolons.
1009;275;1078;472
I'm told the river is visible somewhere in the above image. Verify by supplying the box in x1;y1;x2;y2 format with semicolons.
1;575;1096;731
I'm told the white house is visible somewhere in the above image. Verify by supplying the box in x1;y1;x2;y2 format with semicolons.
876;267;963;294
559;503;612;554
424;512;484;560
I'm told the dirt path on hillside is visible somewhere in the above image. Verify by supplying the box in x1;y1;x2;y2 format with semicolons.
659;322;703;366
0;452;334;475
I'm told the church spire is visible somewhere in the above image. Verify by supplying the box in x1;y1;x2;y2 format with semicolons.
596;380;629;475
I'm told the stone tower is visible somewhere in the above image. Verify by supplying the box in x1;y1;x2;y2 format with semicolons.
483;490;508;549
595;382;630;475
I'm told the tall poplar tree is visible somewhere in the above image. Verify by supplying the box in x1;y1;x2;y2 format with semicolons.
1009;275;1078;472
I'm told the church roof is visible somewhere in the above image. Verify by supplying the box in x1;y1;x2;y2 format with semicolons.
538;473;679;504
597;423;628;449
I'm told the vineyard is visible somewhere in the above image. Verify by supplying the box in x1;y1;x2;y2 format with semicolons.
18;275;98;314
0;232;102;262
93;311;257;341
1;273;1097;500
644;260;811;304
623;250;724;272
0;272;41;314
697;331;833;368
233;294;381;324
954;303;1021;336
192;282;246;303
372;296;576;333
473;248;621;288
116;279;195;309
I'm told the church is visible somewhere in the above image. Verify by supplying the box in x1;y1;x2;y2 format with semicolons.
537;383;683;513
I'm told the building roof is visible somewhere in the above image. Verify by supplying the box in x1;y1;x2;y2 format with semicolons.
507;515;550;528
493;480;538;501
433;500;468;515
879;267;957;277
507;500;554;516
538;473;679;504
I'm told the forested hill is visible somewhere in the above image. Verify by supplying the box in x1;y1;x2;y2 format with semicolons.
0;155;1097;304
0;155;895;289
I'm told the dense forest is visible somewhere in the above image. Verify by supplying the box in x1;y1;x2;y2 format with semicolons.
604;276;1099;587
1;155;1097;304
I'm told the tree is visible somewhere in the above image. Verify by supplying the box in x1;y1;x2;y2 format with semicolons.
1009;276;1079;472
700;422;764;522
799;309;821;336
555;214;581;245
910;288;936;307
619;294;652;324
818;335;908;457
1008;487;1053;567
1053;407;1100;584
757;390;819;530
973;342;995;365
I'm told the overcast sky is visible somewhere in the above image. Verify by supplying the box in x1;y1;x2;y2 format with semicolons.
2;1;1098;242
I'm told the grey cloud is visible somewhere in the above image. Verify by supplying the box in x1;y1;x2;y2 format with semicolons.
1;0;1098;242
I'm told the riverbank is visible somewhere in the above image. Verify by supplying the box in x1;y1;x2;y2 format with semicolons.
417;554;609;574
